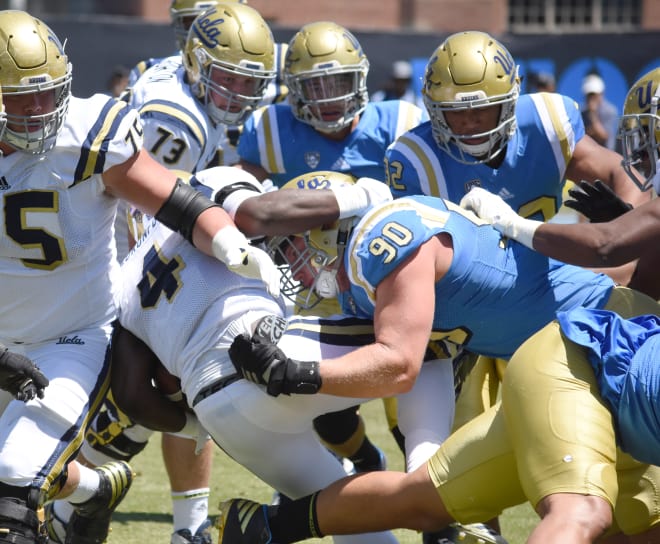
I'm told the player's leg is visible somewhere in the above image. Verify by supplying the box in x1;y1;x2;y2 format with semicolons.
280;317;388;473
503;321;618;542
217;392;524;543
162;433;214;544
313;406;386;473
423;354;502;544
4;325;133;544
381;397;405;452
397;357;455;472
197;378;398;543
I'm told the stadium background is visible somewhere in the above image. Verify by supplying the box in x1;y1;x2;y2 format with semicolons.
45;19;660;111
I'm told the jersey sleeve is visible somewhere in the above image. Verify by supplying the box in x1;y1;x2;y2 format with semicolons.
138;100;205;173
65;95;144;180
385;133;427;198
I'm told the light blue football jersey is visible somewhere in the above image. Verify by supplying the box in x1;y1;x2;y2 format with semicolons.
385;93;584;221
558;308;660;466
238;100;427;187
340;196;613;360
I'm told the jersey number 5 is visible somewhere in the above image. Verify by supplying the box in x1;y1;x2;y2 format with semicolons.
4;191;67;270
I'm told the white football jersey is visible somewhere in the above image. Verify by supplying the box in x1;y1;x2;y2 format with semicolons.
0;95;141;343
129;55;232;172
118;166;282;394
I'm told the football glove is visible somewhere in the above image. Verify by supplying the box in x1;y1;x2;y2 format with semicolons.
229;334;321;397
564;180;633;223
460;187;540;249
0;344;49;402
211;226;281;297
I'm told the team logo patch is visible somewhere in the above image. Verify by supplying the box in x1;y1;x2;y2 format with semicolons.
464;179;481;193
253;314;286;344
304;151;320;169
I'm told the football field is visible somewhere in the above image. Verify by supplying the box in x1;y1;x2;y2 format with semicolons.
106;399;538;543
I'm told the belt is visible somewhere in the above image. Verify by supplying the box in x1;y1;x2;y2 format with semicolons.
192;374;241;407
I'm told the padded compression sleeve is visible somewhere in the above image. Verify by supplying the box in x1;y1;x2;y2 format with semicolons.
155;178;218;244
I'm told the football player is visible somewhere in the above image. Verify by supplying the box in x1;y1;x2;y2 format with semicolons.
0;9;278;544
237;20;428;477
111;166;399;544
68;5;278;544
217;174;660;544
383;32;651;542
461;66;660;300
124;0;289;163
238;20;427;186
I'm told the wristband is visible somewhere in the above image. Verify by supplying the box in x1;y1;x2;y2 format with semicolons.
220;189;260;220
330;184;369;219
282;360;322;395
509;217;541;249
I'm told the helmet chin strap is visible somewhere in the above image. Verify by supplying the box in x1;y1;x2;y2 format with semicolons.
315;269;339;298
313;218;354;299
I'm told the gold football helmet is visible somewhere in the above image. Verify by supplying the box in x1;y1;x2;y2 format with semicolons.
170;0;246;51
422;31;520;164
0;10;72;154
618;67;660;192
269;171;356;310
183;3;275;125
285;22;369;132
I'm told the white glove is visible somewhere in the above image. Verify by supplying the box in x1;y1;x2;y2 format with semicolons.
331;177;393;219
459;187;541;249
211;226;280;297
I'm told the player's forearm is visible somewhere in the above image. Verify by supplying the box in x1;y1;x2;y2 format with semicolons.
235;190;340;237
319;343;420;398
538;197;660;266
534;221;632;266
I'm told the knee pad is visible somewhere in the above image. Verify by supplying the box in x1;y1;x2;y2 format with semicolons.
84;393;151;462
0;497;47;544
313;405;361;444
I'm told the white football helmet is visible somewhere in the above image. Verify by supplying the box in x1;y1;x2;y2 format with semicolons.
285;22;369;133
0;10;72;154
422;31;520;164
618;67;660;192
268;171;356;310
183;3;276;125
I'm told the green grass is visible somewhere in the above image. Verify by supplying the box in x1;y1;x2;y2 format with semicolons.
107;399;538;543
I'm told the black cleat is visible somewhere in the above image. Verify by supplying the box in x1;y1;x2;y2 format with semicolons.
216;499;272;544
65;461;134;544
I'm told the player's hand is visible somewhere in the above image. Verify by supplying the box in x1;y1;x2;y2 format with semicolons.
460;187;540;249
0;345;49;402
460;187;519;231
354;177;393;210
564;180;633;223
212;226;281;297
229;334;321;397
